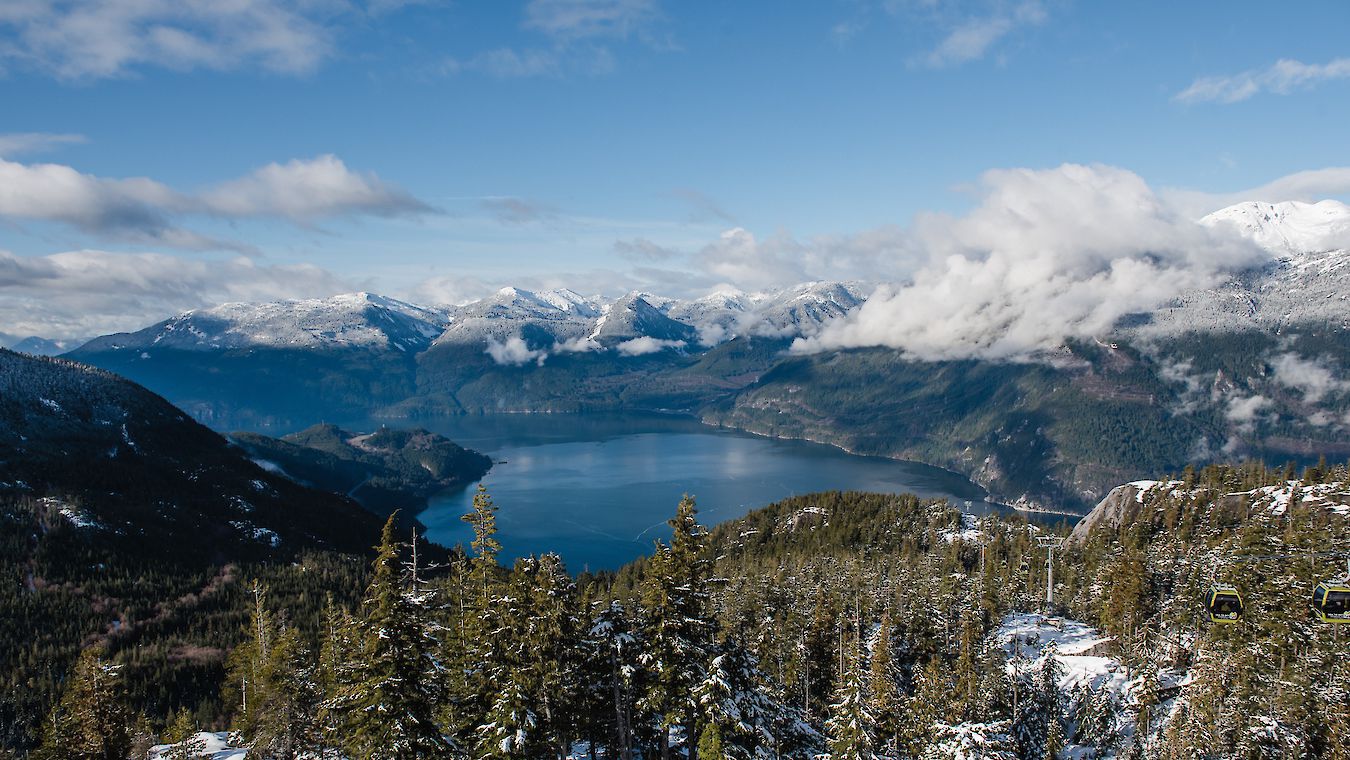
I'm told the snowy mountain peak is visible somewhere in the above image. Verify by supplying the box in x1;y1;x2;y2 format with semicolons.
592;293;697;346
77;282;875;357
1201;199;1350;256
75;292;448;354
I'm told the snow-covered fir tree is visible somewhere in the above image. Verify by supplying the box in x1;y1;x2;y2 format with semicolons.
825;634;877;760
328;516;453;759
639;494;713;760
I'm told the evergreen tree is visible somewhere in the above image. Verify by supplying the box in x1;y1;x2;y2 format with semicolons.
899;657;946;757
317;593;358;756
921;720;1018;760
1133;663;1160;742
866;612;903;755
249;623;323;759
161;709;207;760
825;635;877;760
1071;685;1120;754
224;580;274;739
36;645;133;760
800;588;838;723
953;610;981;720
695;640;810;760
975;643;1015;722
1012;644;1064;760
463;484;502;607
639;495;712;760
329;515;453;759
456;485;505;747
529;553;582;758
477;557;543;759
589;601;640;760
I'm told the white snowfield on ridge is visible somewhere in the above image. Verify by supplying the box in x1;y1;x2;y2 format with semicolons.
1200;199;1350;257
71;198;1350;355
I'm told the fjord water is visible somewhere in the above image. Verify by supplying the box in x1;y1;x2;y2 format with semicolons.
360;413;1003;571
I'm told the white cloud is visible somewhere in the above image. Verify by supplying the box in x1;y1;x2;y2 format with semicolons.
1271;352;1350;403
1176;57;1350;104
0;248;350;340
404;274;494;308
615;336;684;355
200;155;432;220
1226;394;1273;434
793;163;1269;361
523;0;658;41
0;0;349;80
0;156;209;246
554;336;602;353
0;132;86;157
919;0;1045;68
0;154;430;248
693;228;813;293
485;335;548;366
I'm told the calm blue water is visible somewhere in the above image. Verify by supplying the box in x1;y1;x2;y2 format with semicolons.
343;413;1007;572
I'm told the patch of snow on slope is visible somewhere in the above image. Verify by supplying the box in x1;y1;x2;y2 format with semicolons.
995;613;1145;753
1127;480;1183;503
1227;479;1350;517
941;513;982;543
151;732;246;759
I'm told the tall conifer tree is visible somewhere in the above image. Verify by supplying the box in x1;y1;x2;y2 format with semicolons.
330;515;453;759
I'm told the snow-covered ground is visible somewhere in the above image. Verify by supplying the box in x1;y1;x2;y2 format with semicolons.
1228;480;1350;517
151;732;246;760
993;612;1186;758
996;613;1125;694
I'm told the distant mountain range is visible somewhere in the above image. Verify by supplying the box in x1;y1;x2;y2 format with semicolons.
71;281;867;359
55;199;1350;511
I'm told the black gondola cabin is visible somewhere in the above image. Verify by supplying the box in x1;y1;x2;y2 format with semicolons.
1207;586;1243;623
1312;581;1350;623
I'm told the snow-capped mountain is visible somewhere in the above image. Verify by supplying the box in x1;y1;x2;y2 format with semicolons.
5;336;85;356
753;281;869;337
428;282;871;353
70;282;872;366
591;292;698;347
432;287;601;347
1200;199;1350;256
1129;200;1350;335
75;293;449;354
664;282;870;346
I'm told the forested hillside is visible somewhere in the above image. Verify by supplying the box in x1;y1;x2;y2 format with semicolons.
19;461;1350;758
231;424;492;519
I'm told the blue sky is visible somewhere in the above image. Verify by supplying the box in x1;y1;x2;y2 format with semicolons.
2;0;1349;340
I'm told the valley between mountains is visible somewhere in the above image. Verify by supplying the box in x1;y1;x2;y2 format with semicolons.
44;200;1350;514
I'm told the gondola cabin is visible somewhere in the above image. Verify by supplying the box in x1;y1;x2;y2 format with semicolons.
1207;585;1244;623
1312;581;1350;623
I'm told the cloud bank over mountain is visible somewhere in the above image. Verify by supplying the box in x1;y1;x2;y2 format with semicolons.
792;164;1270;361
